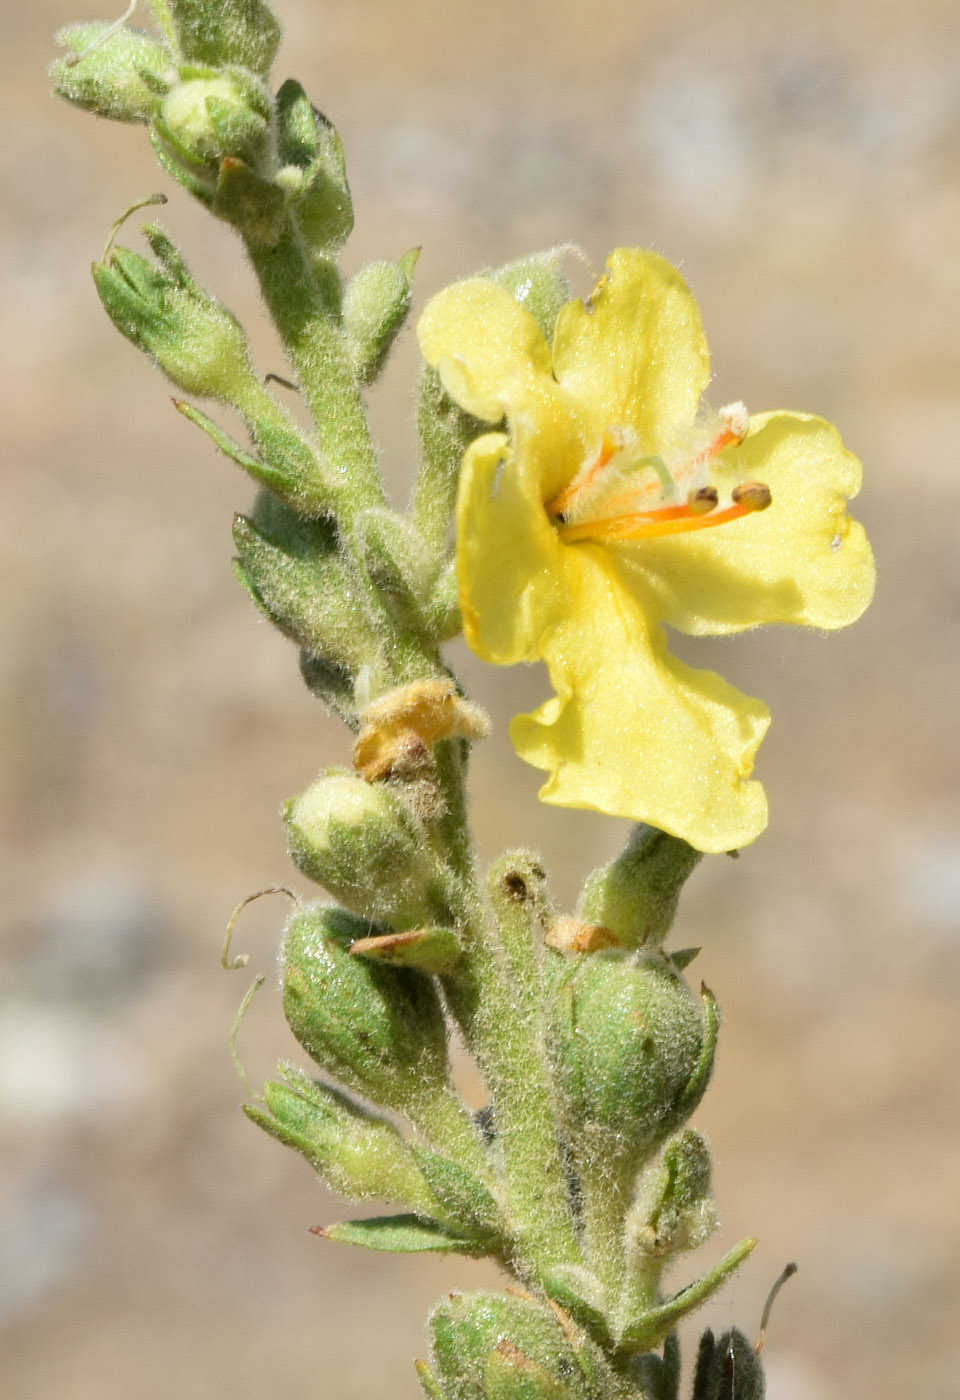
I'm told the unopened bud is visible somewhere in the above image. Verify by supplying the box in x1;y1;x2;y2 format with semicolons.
343;252;419;385
154;71;270;190
284;769;444;929
52;23;174;124
547;952;714;1177
163;0;281;76
282;902;452;1112
275;79;354;253
93;223;261;403
428;1291;594;1400
245;1063;439;1210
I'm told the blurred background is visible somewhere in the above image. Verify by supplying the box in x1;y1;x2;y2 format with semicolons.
3;0;960;1396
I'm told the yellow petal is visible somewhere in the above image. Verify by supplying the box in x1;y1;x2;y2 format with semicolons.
614;412;876;635
508;545;771;853
552;249;710;455
416;278;553;423
457;432;572;664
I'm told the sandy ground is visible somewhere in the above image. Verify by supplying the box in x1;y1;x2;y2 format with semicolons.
2;1;960;1397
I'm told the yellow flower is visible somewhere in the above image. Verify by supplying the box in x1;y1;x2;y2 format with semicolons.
417;249;874;853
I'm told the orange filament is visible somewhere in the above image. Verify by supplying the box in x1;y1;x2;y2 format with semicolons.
545;429;622;517
557;485;770;544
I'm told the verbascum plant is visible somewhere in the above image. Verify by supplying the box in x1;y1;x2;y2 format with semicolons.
52;3;875;1396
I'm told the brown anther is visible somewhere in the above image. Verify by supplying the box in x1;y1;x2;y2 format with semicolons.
731;481;772;512
687;485;719;515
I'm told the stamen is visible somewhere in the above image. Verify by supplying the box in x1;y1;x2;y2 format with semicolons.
546;428;624;517
558;480;771;544
732;481;771;510
688;486;719;515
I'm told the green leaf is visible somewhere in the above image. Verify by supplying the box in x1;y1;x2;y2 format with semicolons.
619;1238;757;1353
174;400;293;495
411;1148;501;1234
318;1214;488;1256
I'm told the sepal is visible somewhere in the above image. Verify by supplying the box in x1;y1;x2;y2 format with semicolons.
354;507;433;633
410;1147;503;1236
350;928;463;975
488;247;574;343
627;1130;718;1260
275;80;354;252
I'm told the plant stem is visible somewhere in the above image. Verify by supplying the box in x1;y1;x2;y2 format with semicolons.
246;222;385;522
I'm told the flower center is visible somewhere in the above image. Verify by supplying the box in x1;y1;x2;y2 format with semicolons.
546;402;772;544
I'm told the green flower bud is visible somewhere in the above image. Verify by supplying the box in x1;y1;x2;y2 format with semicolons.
577;824;702;950
627;1129;718;1259
160;0;281;77
488;247;574;343
343;252;419;385
547;952;713;1177
244;1063;439;1211
52;24;174;124
427;1291;594;1400
284;770;444;929
93;224;262;404
692;1329;765;1400
154;70;270;190
275;80;354;253
282;902;451;1112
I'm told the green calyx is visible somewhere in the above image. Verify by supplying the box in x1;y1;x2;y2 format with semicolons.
627;1129;718;1261
342;251;420;384
488;247;575;343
